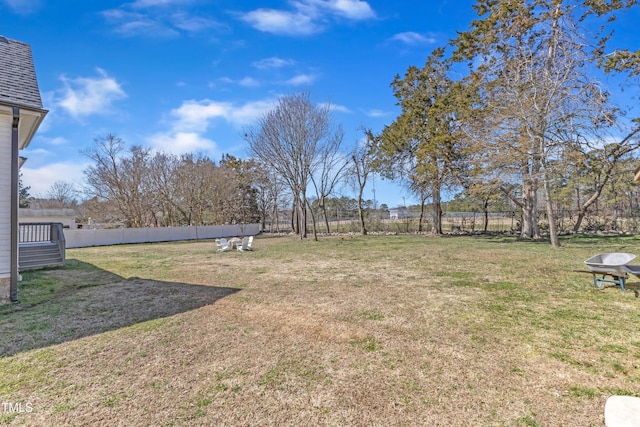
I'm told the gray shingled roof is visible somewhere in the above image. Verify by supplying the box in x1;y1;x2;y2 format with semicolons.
0;36;43;110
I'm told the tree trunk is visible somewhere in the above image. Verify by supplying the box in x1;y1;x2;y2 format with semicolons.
418;198;426;232
573;210;586;233
432;186;443;235
300;189;307;239
324;212;331;234
520;172;540;239
320;197;331;233
542;169;560;248
290;198;296;234
273;203;280;233
306;198;318;241
357;186;367;235
483;199;489;232
572;179;611;232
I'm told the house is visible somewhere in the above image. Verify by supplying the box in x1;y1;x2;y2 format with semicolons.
389;206;409;220
19;209;78;230
0;36;47;303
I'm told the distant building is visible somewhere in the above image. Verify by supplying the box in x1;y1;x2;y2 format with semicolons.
19;209;78;229
389;207;409;220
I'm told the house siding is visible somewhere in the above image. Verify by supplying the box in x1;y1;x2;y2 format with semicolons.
0;37;46;303
0;112;12;283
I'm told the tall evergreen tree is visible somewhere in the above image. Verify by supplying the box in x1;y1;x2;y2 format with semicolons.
452;0;640;246
18;172;31;208
378;49;472;234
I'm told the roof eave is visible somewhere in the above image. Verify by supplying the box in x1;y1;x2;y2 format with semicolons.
0;103;48;149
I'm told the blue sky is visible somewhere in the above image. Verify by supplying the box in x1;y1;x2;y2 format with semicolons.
2;0;480;208
2;0;639;208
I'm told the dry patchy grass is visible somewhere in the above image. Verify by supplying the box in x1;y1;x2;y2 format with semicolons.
2;234;640;426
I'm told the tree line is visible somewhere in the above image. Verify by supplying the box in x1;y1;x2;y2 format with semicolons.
35;1;640;246
370;0;640;247
80;135;262;228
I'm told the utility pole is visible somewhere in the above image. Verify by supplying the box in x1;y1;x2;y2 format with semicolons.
372;175;377;211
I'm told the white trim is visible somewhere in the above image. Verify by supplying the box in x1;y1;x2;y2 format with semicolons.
0;104;47;149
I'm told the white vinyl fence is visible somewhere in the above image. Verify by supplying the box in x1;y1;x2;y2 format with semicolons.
63;224;259;249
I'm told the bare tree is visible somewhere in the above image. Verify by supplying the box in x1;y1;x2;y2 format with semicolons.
219;154;261;226
251;160;287;232
569;133;640;231
245;91;344;240
310;126;348;234
147;152;181;225
174;154;217;226
46;181;80;208
350;129;377;235
82;134;154;227
82;135;265;228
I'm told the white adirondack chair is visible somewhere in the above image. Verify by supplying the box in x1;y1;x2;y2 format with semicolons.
216;238;231;252
237;236;253;251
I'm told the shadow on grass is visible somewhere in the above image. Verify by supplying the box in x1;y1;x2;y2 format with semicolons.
0;260;240;357
598;281;640;293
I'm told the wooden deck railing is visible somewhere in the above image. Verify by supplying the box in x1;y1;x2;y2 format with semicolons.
19;222;66;265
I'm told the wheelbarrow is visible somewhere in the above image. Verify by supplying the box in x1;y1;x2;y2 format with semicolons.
622;265;640;291
582;253;636;291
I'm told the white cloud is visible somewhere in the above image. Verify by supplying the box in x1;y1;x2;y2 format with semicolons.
285;74;317;86
57;68;127;118
102;3;221;37
242;0;375;36
239;77;260;88
1;0;42;14
170;98;277;131
170;100;231;133
21;162;88;197
252;57;296;70
148;98;277;155
102;9;181;37
365;109;390;118
390;32;437;45
36;136;70;146
220;77;261;88
227;99;277;126
171;13;219;32
313;0;375;20
319;102;351;113
131;0;193;7
147;131;218;155
242;9;320;36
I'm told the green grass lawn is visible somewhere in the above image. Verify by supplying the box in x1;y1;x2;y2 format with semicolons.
1;233;639;426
